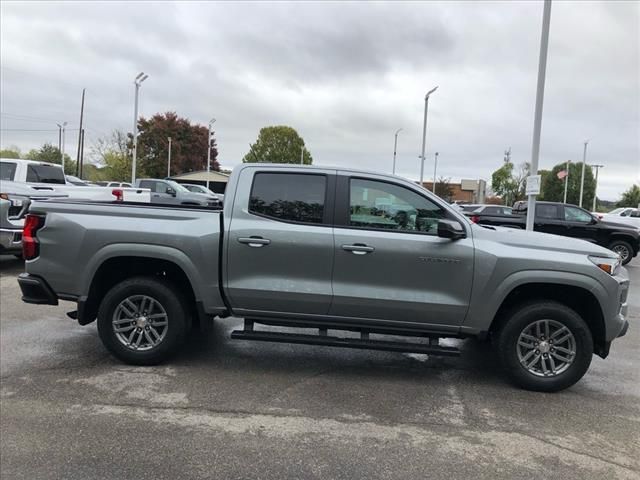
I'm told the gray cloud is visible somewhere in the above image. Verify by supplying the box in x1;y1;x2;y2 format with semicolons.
1;0;638;200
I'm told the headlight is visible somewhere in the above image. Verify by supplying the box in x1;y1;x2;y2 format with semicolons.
588;255;621;275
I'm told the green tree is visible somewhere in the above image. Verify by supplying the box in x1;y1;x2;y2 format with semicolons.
91;129;132;181
23;143;76;173
617;184;640;208
490;160;529;206
539;162;595;207
0;147;21;158
243;126;312;165
134;112;219;178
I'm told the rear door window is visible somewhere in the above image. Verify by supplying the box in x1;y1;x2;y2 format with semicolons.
25;164;66;184
536;204;560;219
249;173;326;224
0;161;17;181
139;180;156;191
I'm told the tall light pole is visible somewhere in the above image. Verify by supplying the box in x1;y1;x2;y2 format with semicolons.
579;140;589;207
591;164;604;212
206;118;216;190
300;145;304;165
392;128;402;175
167;137;172;178
563;159;571;204
419;86;438;185
525;0;552;231
432;151;439;193
131;72;149;184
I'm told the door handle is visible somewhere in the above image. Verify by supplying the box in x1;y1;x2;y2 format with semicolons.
342;244;374;255
238;236;271;248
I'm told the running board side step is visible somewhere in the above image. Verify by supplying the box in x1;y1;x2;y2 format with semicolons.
230;329;460;357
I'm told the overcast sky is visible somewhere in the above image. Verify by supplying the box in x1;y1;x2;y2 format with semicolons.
1;1;638;200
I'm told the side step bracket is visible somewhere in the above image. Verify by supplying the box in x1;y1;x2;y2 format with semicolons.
231;322;460;357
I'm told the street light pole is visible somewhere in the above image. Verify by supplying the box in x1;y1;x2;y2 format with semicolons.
300;145;304;165
56;123;63;170
419;86;438;185
392;128;402;175
167;137;172;178
579;140;589;207
525;0;552;231
433;151;439;193
131;72;149;184
563;159;571;204
591;164;604;212
206;118;216;190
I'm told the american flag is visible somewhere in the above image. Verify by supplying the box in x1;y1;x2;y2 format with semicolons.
557;170;568;180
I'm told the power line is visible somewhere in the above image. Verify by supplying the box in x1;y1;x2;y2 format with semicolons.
0;128;79;132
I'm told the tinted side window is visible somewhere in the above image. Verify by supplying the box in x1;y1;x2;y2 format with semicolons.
630;211;640;218
0;162;17;181
139;180;156;191
536;204;560;219
484;206;500;215
26;164;65;184
349;179;446;234
564;206;593;223
249;173;326;224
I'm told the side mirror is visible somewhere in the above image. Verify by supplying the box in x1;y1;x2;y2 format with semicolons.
166;187;176;196
437;219;466;240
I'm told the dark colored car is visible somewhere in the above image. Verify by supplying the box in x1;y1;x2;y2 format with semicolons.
469;201;640;264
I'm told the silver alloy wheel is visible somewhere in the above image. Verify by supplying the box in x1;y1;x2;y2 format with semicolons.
612;244;630;262
516;319;576;377
112;295;168;351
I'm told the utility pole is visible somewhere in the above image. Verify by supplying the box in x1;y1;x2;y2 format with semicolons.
432;152;439;193
579;140;589;207
167;137;172;177
591;164;604;212
419;86;438;185
132;72;149;184
56;123;63;168
61;123;66;175
525;0;552;231
206;118;216;190
79;129;85;178
75;88;85;177
563;160;571;204
393;128;402;175
300;145;304;164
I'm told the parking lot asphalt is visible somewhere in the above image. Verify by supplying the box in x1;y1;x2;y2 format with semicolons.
1;256;638;480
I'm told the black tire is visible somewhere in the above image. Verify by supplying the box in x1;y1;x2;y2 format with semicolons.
608;239;633;265
496;301;593;392
97;276;188;365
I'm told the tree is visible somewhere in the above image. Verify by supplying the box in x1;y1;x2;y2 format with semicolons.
490;160;530;206
0;147;21;158
617;184;640;208
434;176;453;201
539;162;595;207
91;129;131;181
134;112;219;179
24;143;76;173
243;126;312;165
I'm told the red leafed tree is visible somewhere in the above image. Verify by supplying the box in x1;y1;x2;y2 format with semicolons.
133;112;219;178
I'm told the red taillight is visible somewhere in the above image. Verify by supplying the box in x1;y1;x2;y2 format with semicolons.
470;215;479;224
23;214;45;260
112;189;124;201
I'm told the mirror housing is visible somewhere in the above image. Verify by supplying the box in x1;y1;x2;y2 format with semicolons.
166;187;176;196
437;219;466;240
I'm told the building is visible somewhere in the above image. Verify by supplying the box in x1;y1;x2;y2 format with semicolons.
420;179;486;203
169;170;229;194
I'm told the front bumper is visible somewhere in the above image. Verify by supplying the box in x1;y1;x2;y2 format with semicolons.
0;228;23;254
17;273;58;305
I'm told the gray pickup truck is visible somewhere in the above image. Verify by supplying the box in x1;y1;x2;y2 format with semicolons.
18;164;630;391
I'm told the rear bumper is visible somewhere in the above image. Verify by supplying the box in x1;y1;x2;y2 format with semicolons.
17;273;58;305
0;228;23;254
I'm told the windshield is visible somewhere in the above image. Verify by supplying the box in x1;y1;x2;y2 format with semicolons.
608;208;625;215
26;164;66;184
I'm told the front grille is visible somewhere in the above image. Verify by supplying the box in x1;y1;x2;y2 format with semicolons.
8;206;22;217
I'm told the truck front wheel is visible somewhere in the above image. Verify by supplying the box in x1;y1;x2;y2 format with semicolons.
97;276;188;365
608;240;633;265
496;301;593;392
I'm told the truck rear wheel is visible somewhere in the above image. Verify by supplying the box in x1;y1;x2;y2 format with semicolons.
97;276;188;365
496;301;593;392
608;240;633;265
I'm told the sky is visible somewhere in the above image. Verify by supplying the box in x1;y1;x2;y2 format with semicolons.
1;0;638;201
